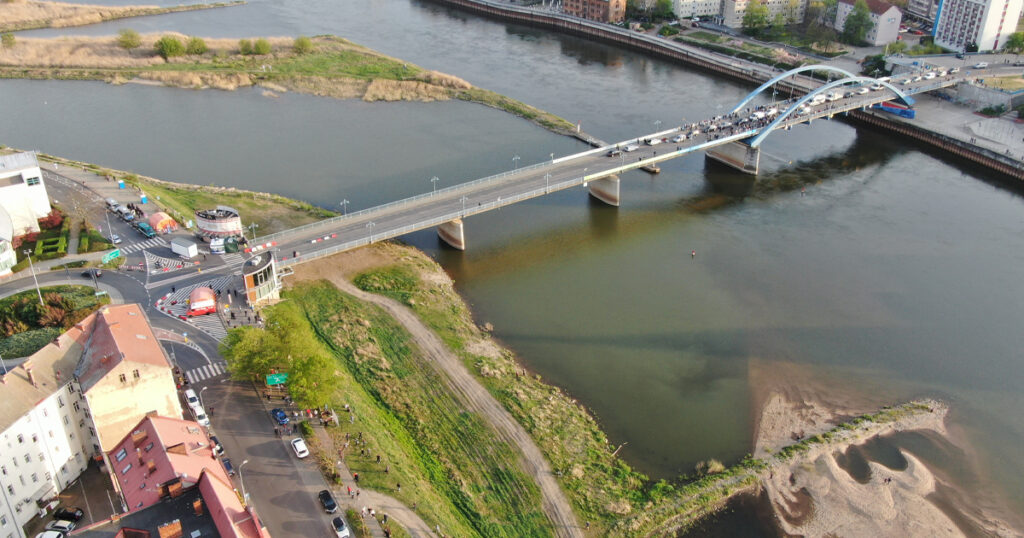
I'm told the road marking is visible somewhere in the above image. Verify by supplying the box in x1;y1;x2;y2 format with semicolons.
186;362;226;384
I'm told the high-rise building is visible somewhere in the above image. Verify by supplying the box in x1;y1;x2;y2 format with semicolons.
906;0;940;21
563;0;627;22
933;0;1023;51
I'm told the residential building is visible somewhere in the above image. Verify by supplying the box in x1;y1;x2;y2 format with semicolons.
906;0;940;21
0;323;94;538
675;0;723;18
103;415;269;537
562;0;627;22
0;206;16;278
722;0;807;28
834;0;902;45
933;0;1024;51
0;152;50;236
74;304;182;459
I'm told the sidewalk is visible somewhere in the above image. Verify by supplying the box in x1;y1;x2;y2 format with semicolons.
2;250;109;283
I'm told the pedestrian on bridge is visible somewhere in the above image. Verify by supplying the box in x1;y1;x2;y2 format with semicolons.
692;250;696;259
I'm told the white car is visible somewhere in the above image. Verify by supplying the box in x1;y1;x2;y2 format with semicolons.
184;389;201;410
856;87;870;95
110;233;122;244
45;520;76;534
35;532;64;538
670;134;686;143
869;83;883;91
193;406;210;427
973;62;988;69
623;144;640;152
924;72;936;79
332;516;352;537
291;437;309;458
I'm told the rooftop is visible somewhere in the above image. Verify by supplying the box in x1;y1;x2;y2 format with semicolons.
839;0;898;15
75;304;171;393
73;485;220;538
0;151;40;174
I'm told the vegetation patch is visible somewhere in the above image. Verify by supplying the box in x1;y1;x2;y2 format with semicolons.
0;285;111;356
0;1;245;33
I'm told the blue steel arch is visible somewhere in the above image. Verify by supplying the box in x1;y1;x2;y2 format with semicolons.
730;65;861;114
748;76;913;147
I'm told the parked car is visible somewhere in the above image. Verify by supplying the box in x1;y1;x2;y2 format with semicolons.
209;435;224;456
53;507;84;522
222;457;235;477
193;405;210;427
35;532;64;538
606;148;621;157
184;388;201;410
135;222;156;238
292;438;310;458
332;516;352;538
81;268;102;278
271;408;289;425
109;233;122;244
45;520;76;534
318;490;338;513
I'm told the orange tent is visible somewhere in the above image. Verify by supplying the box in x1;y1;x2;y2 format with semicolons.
149;212;178;233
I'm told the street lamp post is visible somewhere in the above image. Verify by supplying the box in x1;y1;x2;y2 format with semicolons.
366;221;375;242
461;196;468;214
247;223;259;243
430;176;439;194
654;119;662;132
340;199;349;216
544;173;551;193
199;386;209;412
238;459;251;504
23;250;44;306
512;155;521;170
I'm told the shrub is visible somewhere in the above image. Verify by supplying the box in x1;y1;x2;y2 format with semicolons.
37;209;63;230
185;36;208;55
117;29;141;50
1;33;15;49
694;459;726;476
253;38;271;55
154;35;185;60
238;39;253;55
658;25;680;37
979;104;1006;117
293;35;313;54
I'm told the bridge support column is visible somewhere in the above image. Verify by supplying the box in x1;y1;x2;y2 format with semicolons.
705;139;760;175
437;218;466;250
587;175;620;206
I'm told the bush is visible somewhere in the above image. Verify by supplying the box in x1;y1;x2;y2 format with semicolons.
117;29;141;50
293;35;313;54
979;104;1006;117
37;209;63;230
2;33;15;49
238;39;253;55
185;36;208;55
154;35;185;60
658;25;679;37
253;38;271;55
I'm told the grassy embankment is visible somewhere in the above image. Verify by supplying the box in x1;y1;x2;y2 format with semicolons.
239;286;552;537
0;35;577;136
0;0;245;33
0;285;110;357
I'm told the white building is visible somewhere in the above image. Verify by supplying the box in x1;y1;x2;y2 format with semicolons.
0;153;50;236
722;0;807;28
906;0;939;21
0;326;94;538
0;206;16;278
675;0;722;18
834;0;902;45
933;0;1024;51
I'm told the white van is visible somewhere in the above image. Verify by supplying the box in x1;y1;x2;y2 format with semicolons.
184;389;201;410
105;198;118;210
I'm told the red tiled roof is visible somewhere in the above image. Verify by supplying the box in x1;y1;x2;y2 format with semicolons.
76;304;171;392
839;0;898;15
199;472;271;538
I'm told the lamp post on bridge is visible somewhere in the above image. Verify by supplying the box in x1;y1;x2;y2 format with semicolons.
247;222;259;243
430;176;439;194
366;221;375;242
654;119;662;132
544;173;551;193
512;155;521;170
461;196;468;215
340;199;349;216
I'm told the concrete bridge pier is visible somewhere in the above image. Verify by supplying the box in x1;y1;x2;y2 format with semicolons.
705;139;760;175
587;175;620;206
437;218;466;250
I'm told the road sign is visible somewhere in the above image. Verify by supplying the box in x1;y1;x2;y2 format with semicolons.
265;373;289;386
101;249;122;263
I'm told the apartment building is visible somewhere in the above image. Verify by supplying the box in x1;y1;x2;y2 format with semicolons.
0;152;50;236
933;0;1024;51
906;0;939;21
834;0;902;45
675;0;723;18
722;0;808;28
563;0;627;22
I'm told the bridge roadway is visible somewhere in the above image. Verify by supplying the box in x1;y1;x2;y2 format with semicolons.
250;73;959;266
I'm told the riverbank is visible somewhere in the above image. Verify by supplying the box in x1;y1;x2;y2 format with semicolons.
0;0;245;33
0;34;578;136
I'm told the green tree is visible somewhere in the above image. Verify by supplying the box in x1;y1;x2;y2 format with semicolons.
289;351;339;408
786;0;802;23
293;35;313;54
770;12;787;39
1;33;14;49
238;38;253;55
742;0;771;36
117;28;141;50
652;0;675;21
822;0;839;25
804;0;825;27
886;39;907;54
1004;32;1024;54
154;35;185;59
220;327;276;380
841;0;872;44
253;38;271;55
185;36;208;55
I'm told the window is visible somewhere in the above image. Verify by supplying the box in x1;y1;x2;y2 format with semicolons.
25;177;41;186
144;442;154;452
42;409;48;417
44;472;50;481
5;485;12;495
19;476;24;486
68;384;75;394
23;455;30;464
63;416;70;426
121;463;132;475
0;466;4;476
115;448;128;462
119;374;127;383
31;473;37;483
57;396;64;408
88;427;95;437
1;514;6;526
72;402;80;412
60;465;67;475
31;434;37;443
133;369;140;379
38;453;43;462
16;435;22;444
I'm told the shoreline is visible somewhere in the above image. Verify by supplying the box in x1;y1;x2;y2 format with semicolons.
0;0;245;33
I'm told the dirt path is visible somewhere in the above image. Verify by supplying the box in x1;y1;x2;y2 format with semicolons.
303;273;583;538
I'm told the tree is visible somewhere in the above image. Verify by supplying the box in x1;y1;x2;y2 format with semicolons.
742;0;771;36
841;0;872;44
1005;32;1024;54
221;327;277;380
822;0;839;25
1;32;15;49
770;12;787;39
786;0;802;24
253;38;271;55
154;35;185;60
652;0;675;21
117;28;141;50
185;36;207;55
238;39;253;55
886;39;907;54
804;0;825;27
293;35;313;54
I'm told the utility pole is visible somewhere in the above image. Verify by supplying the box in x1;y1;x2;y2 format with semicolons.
23;250;44;305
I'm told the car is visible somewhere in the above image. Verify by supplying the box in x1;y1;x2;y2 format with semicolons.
193;405;210;427
53;507;84;522
271;408;289;425
45;520;76;534
606;148;622;157
135;222;156;238
949;66;960;73
318;489;338;513
291;437;309;458
184;388;201;410
209;435;224;456
622;144;640;152
332;516;352;538
81;268;102;278
670;134;686;143
109;233;122;244
644;137;661;145
924;72;936;79
35;532;64;538
911;75;922;82
973;62;988;69
856;87;870;95
901;78;914;85
222;457;235;477
869;83;883;91
955;52;965;59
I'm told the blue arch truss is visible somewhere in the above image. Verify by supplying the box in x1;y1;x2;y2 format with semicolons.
731;65;862;114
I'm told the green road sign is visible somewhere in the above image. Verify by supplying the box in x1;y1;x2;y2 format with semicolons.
102;249;122;263
265;373;289;386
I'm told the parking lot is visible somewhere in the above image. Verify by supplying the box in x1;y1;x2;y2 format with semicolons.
23;459;118;537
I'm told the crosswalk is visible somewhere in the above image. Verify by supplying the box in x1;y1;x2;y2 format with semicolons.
155;276;235;341
185;362;228;384
121;237;169;254
145;251;200;274
221;253;245;266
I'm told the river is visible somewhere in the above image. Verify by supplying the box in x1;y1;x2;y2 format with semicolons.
7;0;1024;531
